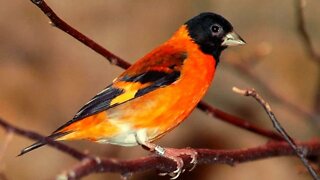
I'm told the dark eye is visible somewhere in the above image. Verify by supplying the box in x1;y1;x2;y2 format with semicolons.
211;25;221;33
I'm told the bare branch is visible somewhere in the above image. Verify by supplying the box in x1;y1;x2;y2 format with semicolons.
233;87;319;180
225;0;320;122
30;0;131;69
58;140;320;179
1;116;320;179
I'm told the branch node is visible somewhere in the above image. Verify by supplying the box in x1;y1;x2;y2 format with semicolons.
49;21;56;27
110;58;118;65
299;146;309;157
94;156;102;164
233;87;272;112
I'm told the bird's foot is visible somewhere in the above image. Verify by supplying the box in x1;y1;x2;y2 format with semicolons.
154;146;198;179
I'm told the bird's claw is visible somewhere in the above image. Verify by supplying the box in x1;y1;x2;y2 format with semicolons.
158;154;183;179
188;149;198;171
156;147;198;179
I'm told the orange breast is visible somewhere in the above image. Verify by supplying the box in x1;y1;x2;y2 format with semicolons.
108;37;216;141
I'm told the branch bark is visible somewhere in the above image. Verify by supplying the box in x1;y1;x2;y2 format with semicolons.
1;117;318;179
59;140;320;179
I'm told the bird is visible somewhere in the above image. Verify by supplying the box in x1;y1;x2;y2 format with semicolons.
19;12;245;179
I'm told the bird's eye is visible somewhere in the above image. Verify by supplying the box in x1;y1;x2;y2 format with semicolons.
210;25;221;33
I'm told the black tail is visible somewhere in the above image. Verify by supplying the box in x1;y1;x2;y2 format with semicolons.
18;141;46;156
18;132;70;156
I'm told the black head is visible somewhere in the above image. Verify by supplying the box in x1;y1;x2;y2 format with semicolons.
185;12;245;62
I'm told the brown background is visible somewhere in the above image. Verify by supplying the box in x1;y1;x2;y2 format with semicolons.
0;0;319;179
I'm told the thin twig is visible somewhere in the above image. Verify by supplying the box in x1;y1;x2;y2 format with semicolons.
224;0;320;122
28;0;281;141
233;87;320;180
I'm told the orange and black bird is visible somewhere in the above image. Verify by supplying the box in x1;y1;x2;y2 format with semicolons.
20;12;245;178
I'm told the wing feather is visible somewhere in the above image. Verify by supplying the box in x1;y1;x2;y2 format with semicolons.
53;50;187;133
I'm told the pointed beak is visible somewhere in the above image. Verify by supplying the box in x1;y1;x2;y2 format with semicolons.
221;31;246;46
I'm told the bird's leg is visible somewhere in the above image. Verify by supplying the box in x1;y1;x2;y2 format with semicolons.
135;132;198;179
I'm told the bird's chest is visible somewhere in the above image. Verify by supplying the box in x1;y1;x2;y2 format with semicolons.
153;53;216;127
106;52;215;142
132;55;214;133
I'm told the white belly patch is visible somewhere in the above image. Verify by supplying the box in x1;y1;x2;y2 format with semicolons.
96;125;149;147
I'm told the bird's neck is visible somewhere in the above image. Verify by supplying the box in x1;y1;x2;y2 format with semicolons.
169;25;193;42
169;25;220;67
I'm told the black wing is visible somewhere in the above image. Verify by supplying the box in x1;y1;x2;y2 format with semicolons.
53;51;187;133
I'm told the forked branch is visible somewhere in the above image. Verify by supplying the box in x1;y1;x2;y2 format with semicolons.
233;87;319;180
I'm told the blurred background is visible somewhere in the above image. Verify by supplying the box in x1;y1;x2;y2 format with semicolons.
0;0;319;179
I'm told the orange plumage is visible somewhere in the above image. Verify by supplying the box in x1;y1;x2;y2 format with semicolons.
56;25;216;144
20;12;245;178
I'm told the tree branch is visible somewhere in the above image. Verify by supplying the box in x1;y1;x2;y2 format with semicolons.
224;0;320;123
1;116;319;179
28;0;281;141
30;0;131;69
233;87;319;179
59;140;320;179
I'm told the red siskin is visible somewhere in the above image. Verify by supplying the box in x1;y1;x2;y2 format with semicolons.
20;12;245;179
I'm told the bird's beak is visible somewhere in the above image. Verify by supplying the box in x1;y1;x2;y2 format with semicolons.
221;31;246;46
